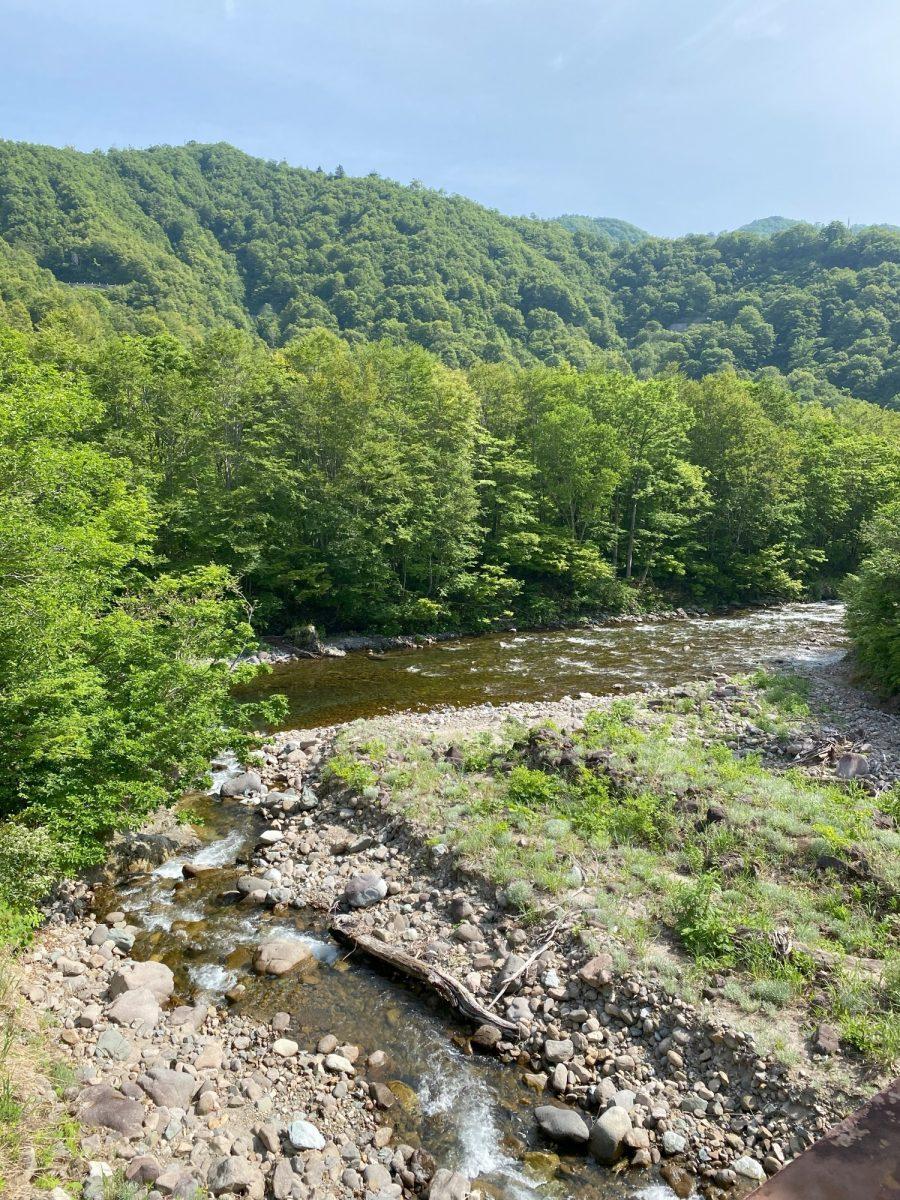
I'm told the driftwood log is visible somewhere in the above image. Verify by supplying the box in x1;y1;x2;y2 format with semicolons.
329;917;519;1035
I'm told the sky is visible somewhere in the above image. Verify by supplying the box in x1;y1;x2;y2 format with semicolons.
1;0;899;236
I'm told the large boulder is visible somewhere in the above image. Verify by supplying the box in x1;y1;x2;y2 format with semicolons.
207;1156;264;1196
106;986;160;1031
220;770;263;798
80;1089;144;1138
252;938;314;976
590;1106;632;1163
138;1067;199;1110
428;1169;470;1200
343;872;388;908
534;1105;590;1145
108;960;175;1003
836;752;869;779
236;876;272;896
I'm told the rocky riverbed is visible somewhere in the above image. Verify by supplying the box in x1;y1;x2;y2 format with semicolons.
16;630;900;1200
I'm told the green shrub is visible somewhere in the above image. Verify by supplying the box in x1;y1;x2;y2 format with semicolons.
671;875;736;964
506;766;561;810
322;752;379;793
845;500;900;695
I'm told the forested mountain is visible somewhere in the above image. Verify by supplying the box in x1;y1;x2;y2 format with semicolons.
735;216;802;237
554;214;649;245
2;140;900;406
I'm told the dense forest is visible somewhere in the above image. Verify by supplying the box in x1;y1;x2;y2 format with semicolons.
3;140;900;407
3;319;899;926
2;141;900;935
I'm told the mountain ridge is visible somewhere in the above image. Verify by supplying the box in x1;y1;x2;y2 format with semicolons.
1;139;899;406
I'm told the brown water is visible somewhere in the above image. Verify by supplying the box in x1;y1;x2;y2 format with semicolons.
104;604;848;1200
249;602;847;730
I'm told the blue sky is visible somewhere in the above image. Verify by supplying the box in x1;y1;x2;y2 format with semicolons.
1;0;898;235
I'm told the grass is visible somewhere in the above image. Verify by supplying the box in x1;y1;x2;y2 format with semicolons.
329;672;900;1073
0;952;81;1197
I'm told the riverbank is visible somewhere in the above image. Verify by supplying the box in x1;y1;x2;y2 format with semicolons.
16;642;899;1200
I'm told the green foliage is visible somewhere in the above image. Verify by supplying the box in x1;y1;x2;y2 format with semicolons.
0;330;276;937
845;500;900;693
322;752;379;794
5;142;900;410
750;670;811;716
506;766;562;809
671;875;737;964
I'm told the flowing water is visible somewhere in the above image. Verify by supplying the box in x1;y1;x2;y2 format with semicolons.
246;602;847;730
103;603;848;1200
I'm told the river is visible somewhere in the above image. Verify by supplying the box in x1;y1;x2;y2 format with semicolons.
105;603;848;1200
248;602;846;730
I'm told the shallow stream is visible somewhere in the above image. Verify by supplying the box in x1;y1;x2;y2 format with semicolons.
104;604;848;1200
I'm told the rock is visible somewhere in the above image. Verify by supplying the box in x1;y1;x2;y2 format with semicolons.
139;1067;198;1110
126;1157;161;1184
80;1092;144;1138
236;876;272;895
836;752;869;779
287;1118;326;1151
660;1162;695;1198
497;953;526;986
589;1106;632;1164
534;1105;590;1145
106;987;160;1030
428;1168;470;1200
57;956;86;977
272;1037;299;1057
324;1052;355;1074
387;1080;421;1114
506;996;533;1024
272;1160;296;1199
207;1155;264;1195
343;873;388;908
254;1124;280;1154
370;1081;397;1109
252;938;314;975
471;1024;502;1050
812;1022;840;1056
220;770;263;797
363;1163;392;1190
733;1156;766;1182
108;960;175;1002
453;922;482;944
578;954;613;988
89;924;111;946
544;1038;574;1064
258;829;283;845
96;1029;133;1061
195;1041;224;1070
662;1130;687;1155
155;1167;199;1198
523;1151;560;1181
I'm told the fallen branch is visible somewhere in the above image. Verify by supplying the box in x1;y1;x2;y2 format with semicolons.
485;916;564;1011
329;917;519;1035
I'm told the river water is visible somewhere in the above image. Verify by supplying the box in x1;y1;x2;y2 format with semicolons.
106;604;848;1200
247;602;846;730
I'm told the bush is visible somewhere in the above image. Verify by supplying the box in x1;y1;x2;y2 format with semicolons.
671;875;736;964
322;752;379;794
506;766;561;810
845;500;900;694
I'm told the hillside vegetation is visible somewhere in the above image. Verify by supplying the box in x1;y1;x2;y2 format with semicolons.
3;141;900;406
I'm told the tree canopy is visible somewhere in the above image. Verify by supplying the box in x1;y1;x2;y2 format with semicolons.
3;140;900;406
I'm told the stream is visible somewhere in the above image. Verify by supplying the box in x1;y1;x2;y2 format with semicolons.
246;602;847;730
103;603;847;1200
